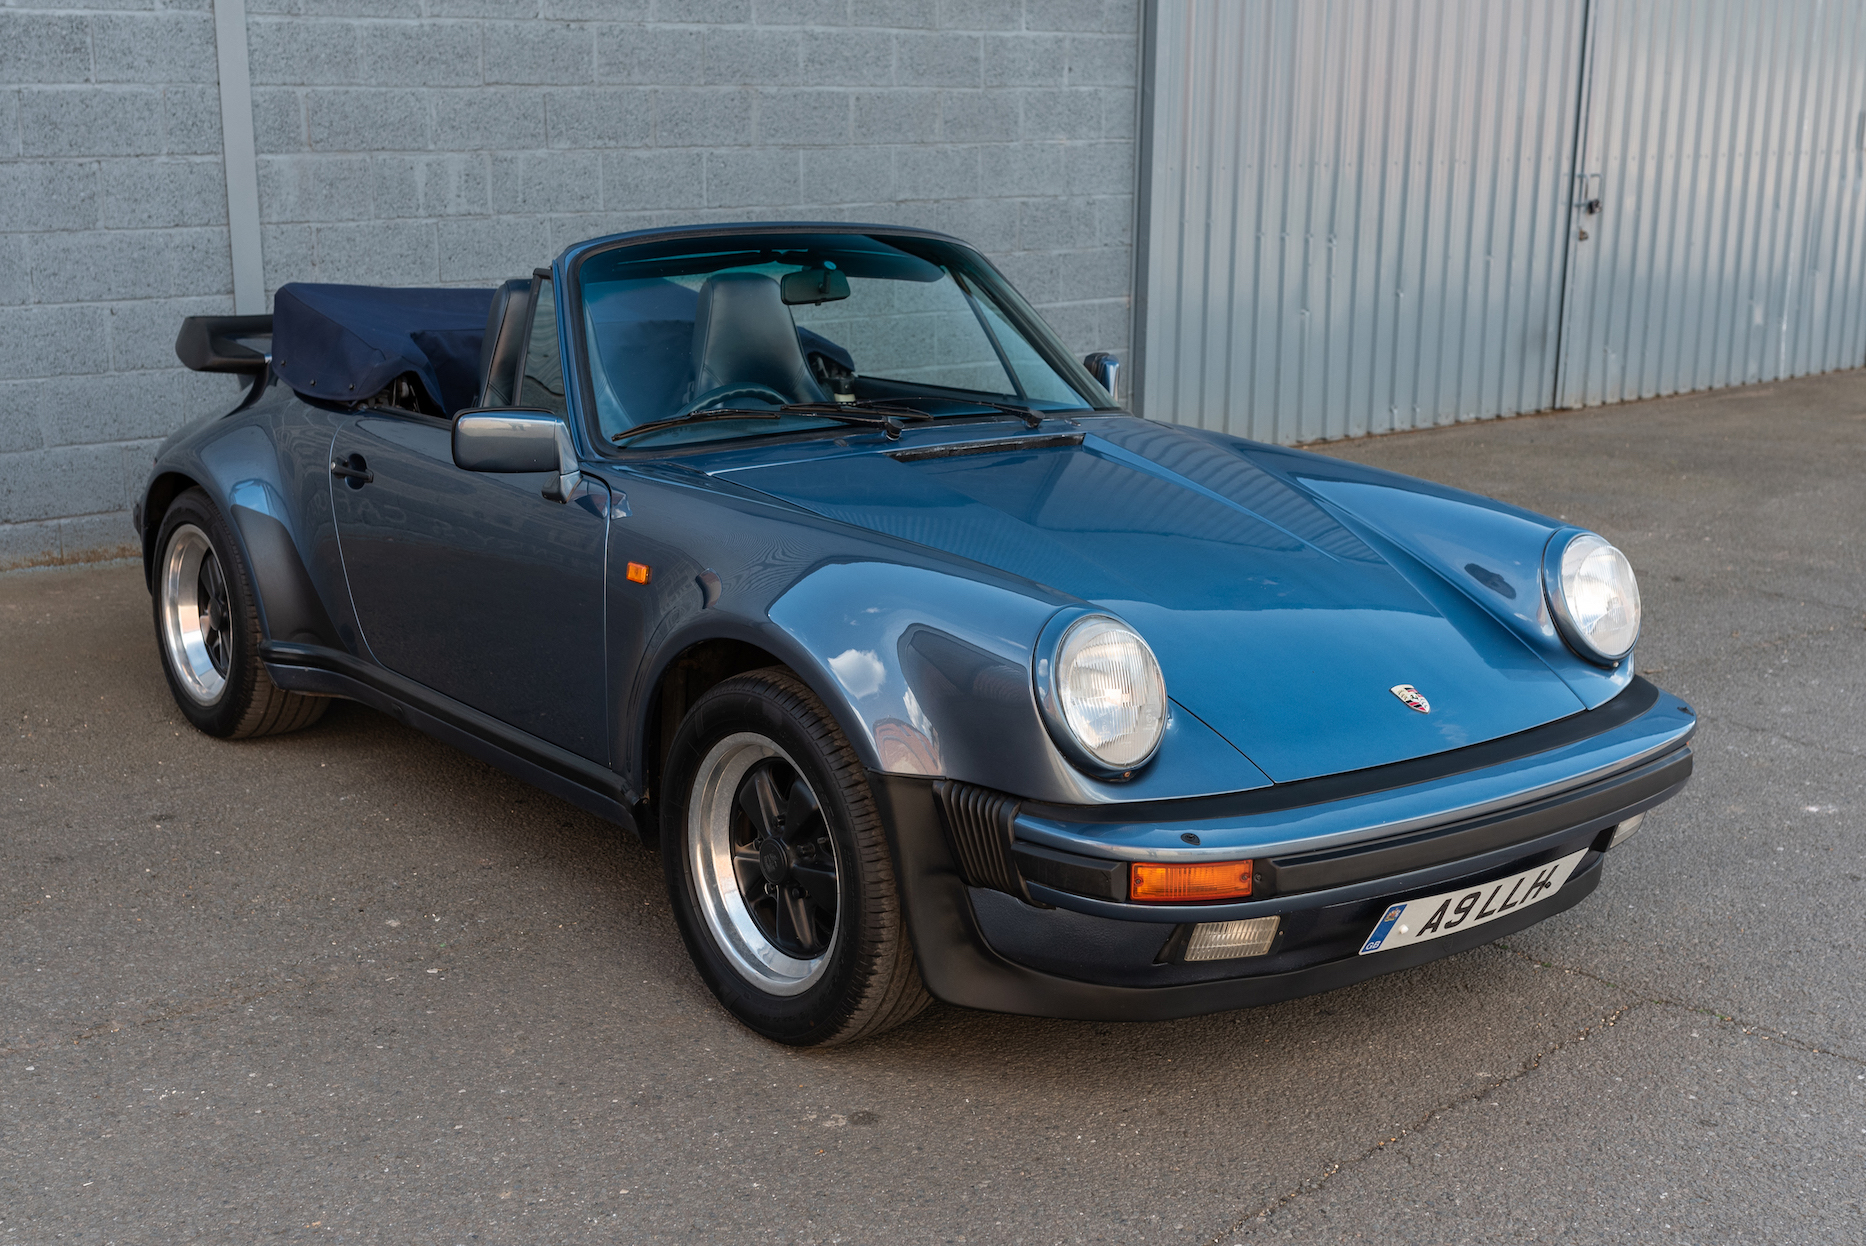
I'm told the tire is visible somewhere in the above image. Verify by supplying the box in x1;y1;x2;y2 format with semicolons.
151;487;328;739
662;668;931;1047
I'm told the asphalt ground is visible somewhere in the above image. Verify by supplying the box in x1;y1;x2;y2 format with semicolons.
4;372;1863;1244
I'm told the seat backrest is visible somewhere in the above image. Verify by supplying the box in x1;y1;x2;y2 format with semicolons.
477;278;533;408
690;272;828;406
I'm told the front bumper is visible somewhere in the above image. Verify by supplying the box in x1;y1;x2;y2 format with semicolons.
870;677;1695;1021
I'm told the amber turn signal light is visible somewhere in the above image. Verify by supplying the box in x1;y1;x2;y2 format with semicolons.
1129;859;1253;903
626;562;651;584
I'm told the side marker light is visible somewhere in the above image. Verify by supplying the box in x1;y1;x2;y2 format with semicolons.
1130;859;1253;903
626;562;651;584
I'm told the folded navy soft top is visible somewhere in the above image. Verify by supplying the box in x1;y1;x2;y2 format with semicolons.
272;283;494;415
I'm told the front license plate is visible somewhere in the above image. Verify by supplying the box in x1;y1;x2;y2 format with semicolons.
1358;849;1588;956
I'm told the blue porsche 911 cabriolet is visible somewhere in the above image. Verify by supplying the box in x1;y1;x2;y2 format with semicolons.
142;223;1694;1046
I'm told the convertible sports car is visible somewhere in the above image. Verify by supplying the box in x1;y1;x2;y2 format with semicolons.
142;223;1695;1046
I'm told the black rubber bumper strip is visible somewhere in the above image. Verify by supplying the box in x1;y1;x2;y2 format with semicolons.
1018;676;1671;826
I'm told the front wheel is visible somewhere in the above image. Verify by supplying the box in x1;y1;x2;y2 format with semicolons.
662;669;930;1046
152;488;328;739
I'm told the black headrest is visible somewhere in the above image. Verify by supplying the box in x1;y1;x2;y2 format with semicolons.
690;273;827;407
477;278;533;408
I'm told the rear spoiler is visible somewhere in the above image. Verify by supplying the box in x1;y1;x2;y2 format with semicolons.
176;314;272;376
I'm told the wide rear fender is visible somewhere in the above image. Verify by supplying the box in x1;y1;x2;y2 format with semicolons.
141;399;346;650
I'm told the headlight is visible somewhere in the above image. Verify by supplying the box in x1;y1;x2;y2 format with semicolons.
1545;531;1641;664
1035;612;1167;778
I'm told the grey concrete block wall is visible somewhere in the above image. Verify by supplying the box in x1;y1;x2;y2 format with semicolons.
1;0;1141;568
1;2;243;568
248;2;1141;345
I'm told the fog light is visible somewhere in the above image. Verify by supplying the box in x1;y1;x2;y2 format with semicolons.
1130;859;1253;903
1608;813;1645;848
1184;916;1280;961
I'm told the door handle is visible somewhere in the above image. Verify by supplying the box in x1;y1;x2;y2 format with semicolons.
331;454;373;487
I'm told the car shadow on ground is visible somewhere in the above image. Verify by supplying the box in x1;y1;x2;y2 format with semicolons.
289;689;1637;1130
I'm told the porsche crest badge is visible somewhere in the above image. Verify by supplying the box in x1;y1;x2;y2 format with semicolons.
1390;684;1431;713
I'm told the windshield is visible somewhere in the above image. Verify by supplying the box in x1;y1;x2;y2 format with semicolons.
574;231;1112;448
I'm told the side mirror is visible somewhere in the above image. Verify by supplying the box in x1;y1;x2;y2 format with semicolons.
1083;351;1119;403
453;408;582;502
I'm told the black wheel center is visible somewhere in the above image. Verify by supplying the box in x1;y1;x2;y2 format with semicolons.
725;756;838;960
758;839;791;884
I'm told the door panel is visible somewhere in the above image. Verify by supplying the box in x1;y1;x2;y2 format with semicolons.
330;413;611;761
1138;0;1587;440
1557;0;1866;406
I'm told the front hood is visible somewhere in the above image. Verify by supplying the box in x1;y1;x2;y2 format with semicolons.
723;420;1585;782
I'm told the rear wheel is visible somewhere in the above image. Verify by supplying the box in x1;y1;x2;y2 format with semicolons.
663;669;930;1046
152;488;328;739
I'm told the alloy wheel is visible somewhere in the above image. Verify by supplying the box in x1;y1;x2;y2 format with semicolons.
159;523;232;705
688;732;841;995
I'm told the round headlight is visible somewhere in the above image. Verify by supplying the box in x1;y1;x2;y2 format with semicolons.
1547;531;1641;664
1038;613;1167;777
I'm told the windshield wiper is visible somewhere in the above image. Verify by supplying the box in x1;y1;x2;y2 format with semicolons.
611;401;934;444
942;400;1052;429
609;408;779;443
778;401;942;439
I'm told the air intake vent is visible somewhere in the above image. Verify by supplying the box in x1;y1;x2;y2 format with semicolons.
933;780;1024;897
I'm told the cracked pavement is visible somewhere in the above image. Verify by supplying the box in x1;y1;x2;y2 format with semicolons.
4;371;1864;1243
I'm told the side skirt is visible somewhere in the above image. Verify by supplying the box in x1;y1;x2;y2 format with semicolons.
262;640;639;835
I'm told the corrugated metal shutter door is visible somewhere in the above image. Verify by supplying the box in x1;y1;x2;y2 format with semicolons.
1138;0;1588;442
1558;0;1866;406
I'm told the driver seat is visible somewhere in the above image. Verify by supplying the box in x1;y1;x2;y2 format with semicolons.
689;272;828;407
477;277;532;408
